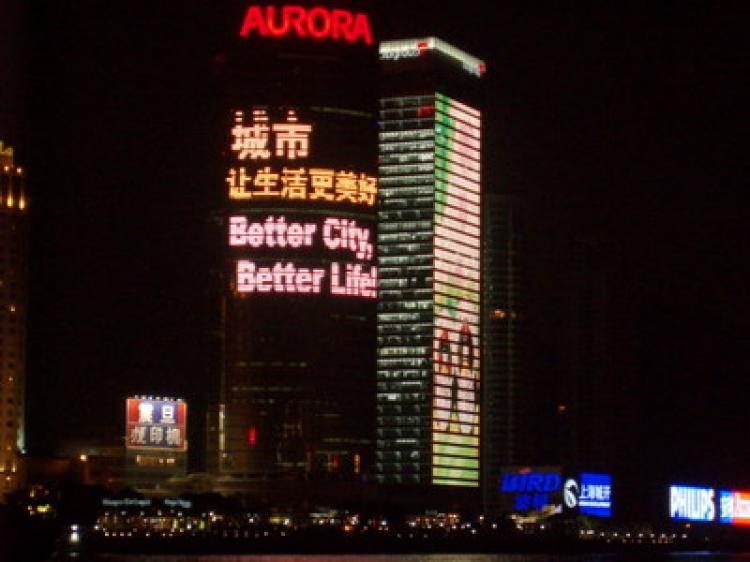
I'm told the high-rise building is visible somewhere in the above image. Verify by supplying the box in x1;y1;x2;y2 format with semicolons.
208;4;379;484
0;141;27;497
482;193;521;515
376;38;484;493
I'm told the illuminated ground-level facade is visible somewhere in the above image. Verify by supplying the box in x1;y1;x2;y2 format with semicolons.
376;39;484;489
0;141;27;497
208;4;378;483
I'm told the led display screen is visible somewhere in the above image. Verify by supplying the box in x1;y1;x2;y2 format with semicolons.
431;92;481;487
126;398;187;451
670;485;716;522
226;107;377;300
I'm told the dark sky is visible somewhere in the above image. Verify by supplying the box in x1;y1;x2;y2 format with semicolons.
4;1;748;497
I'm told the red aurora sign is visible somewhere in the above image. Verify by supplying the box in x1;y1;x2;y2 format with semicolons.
239;5;373;45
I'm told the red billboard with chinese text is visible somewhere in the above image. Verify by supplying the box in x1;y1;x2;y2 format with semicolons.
125;398;187;451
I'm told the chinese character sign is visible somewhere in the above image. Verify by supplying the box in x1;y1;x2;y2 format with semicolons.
226;107;377;207
126;398;187;451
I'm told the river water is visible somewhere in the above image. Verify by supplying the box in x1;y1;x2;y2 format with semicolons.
68;553;750;562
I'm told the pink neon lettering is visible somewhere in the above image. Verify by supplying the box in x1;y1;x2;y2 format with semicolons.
330;262;377;298
239;5;373;45
228;216;317;248
237;261;326;294
322;218;373;260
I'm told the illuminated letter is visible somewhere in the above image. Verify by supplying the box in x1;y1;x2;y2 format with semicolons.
350;13;373;45
306;7;331;40
266;5;289;37
284;5;307;37
330;9;353;41
239;6;268;37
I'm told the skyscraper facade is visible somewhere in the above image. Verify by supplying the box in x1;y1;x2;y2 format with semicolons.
208;3;379;483
482;193;521;514
376;39;484;490
0;141;27;497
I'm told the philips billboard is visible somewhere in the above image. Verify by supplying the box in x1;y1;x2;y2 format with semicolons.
669;485;716;522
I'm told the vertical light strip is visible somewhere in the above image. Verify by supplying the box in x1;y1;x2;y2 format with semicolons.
431;92;481;487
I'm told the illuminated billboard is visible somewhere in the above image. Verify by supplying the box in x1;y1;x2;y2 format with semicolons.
126;398;187;451
431;92;481;487
670;485;716;522
226;107;378;301
577;472;613;517
719;490;750;525
500;468;562;512
499;468;613;516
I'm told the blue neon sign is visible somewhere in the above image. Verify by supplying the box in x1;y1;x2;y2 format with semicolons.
578;472;612;517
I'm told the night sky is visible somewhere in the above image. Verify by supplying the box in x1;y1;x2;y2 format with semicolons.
2;1;748;504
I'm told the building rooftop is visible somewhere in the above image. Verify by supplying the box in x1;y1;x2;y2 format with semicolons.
379;37;486;77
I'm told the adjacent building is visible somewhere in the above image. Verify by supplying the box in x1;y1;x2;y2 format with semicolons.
482;193;521;515
0;141;27;497
375;38;484;493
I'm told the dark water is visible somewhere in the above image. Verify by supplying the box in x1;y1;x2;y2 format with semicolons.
72;553;750;562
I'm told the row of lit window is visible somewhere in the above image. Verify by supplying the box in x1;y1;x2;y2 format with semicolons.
377;360;430;371
379;280;431;291
379;140;435;153
380;120;434;134
380;197;434;210
378;207;434;220
380;152;434;165
376;392;427;403
376;427;428;439
376;371;428;382
377;404;427;415
379;163;434;176
378;346;430;357
379;255;432;267
379;130;434;143
380;95;435;108
378;302;432;314
377;322;431;335
379;175;433;187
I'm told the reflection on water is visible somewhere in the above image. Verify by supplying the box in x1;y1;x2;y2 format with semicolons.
81;552;750;562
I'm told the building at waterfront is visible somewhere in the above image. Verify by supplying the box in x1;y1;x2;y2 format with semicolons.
482;193;522;515
207;4;379;484
375;38;484;495
0;141;27;498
